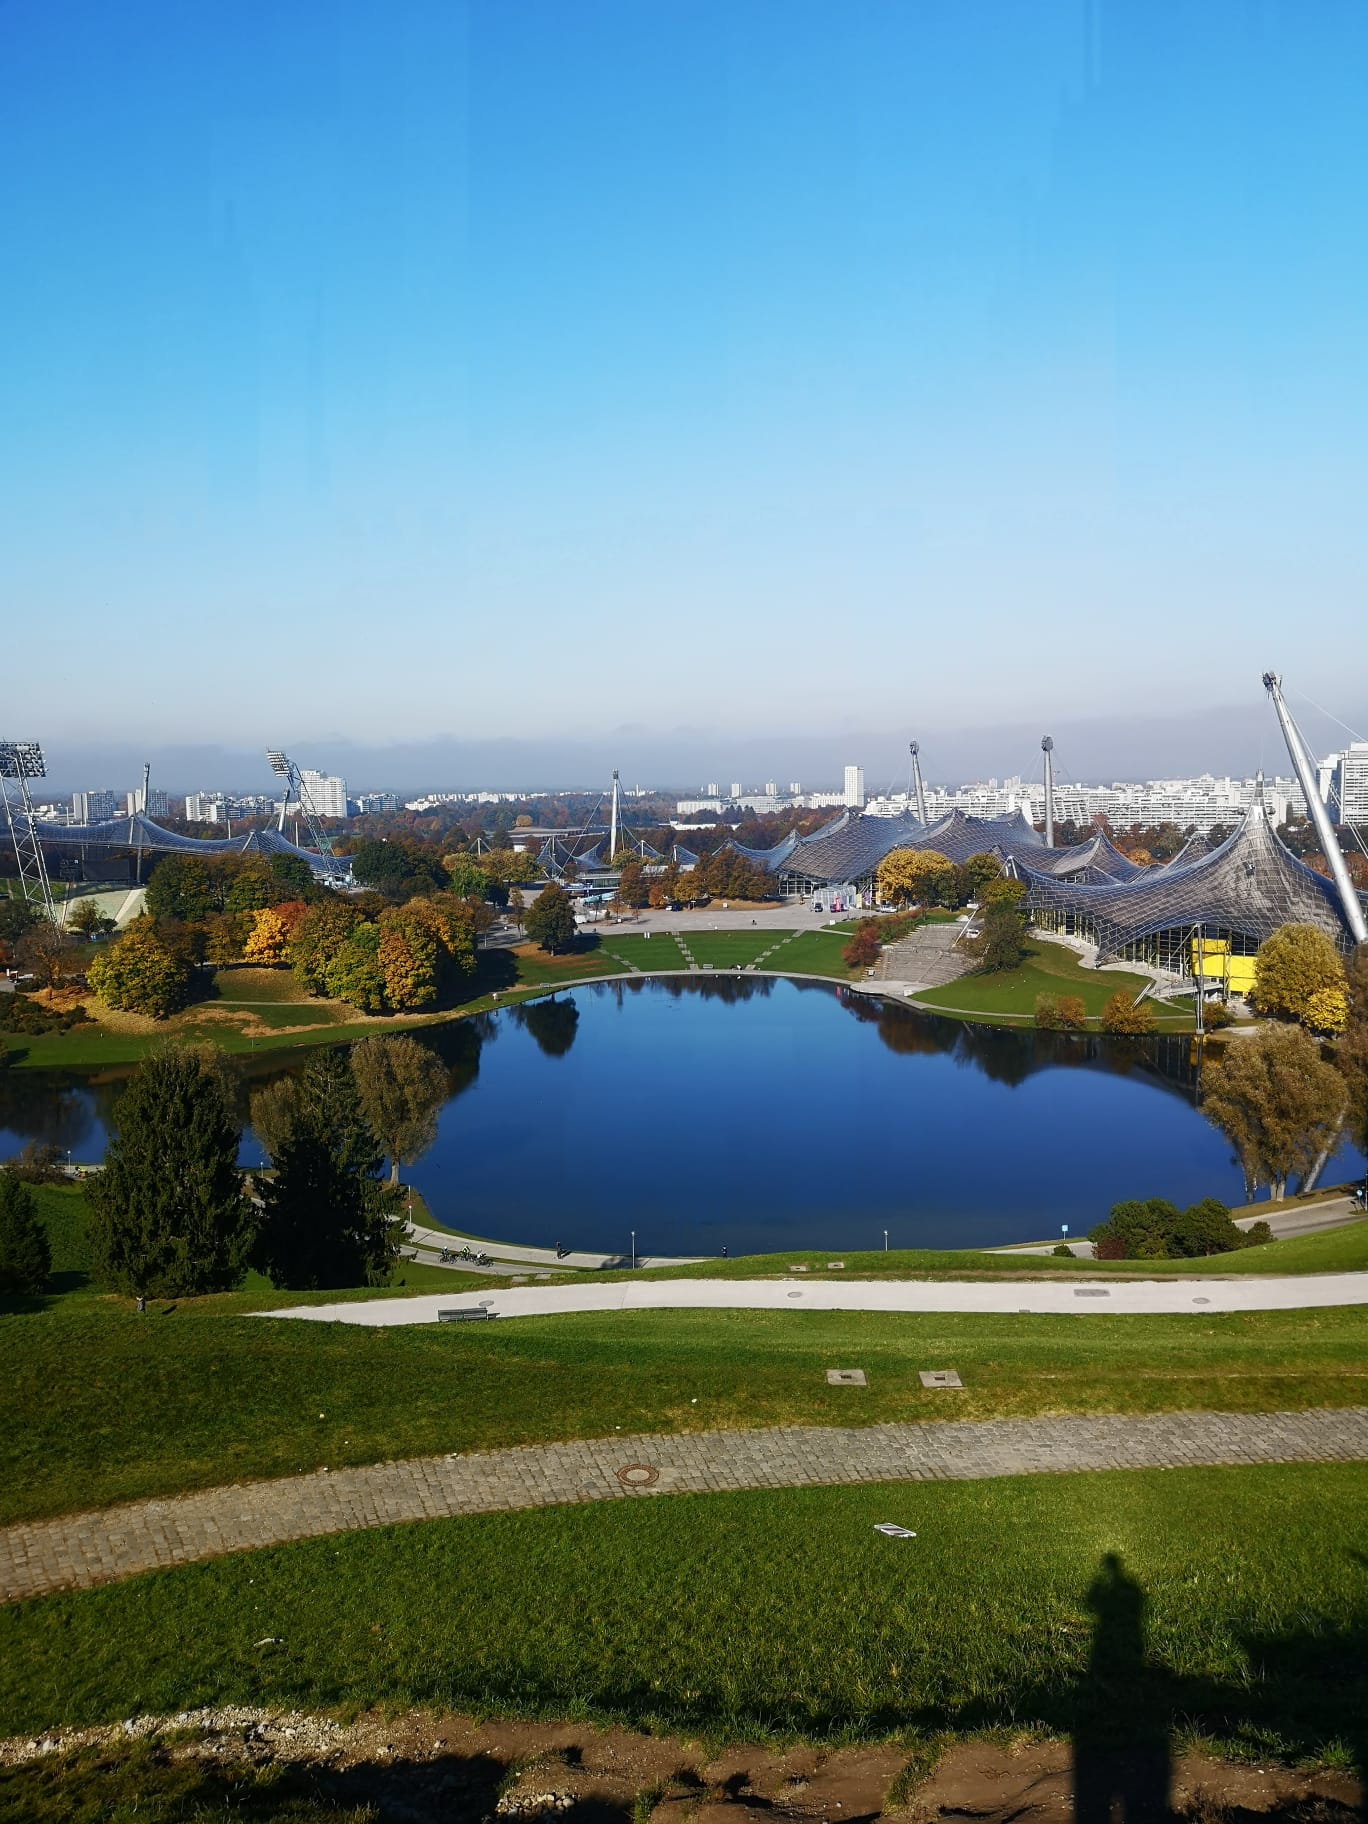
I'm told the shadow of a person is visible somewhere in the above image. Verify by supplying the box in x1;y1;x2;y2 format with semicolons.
1073;1552;1172;1824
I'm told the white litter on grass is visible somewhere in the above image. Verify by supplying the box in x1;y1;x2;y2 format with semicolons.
873;1524;917;1539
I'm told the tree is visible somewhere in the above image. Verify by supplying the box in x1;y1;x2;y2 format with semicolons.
267;854;319;902
290;899;364;995
325;922;389;1012
248;1074;301;1164
1336;944;1368;1155
0;1171;51;1293
843;923;883;969
966;883;1029;974
616;859;649;908
524;883;577;954
145;856;214;923
508;886;525;932
876;849;954;908
202;911;247;966
1089;1195;1258;1259
88;1045;254;1296
87;922;196;1018
1035;993;1087;1030
1099;992;1155;1034
351;1035;449;1182
1304;984;1348;1035
961;852;1004;894
243;906;291;965
253;1049;402;1289
1251;924;1347;1025
1202;1024;1348;1200
67;898;114;940
16;922;79;987
442;854;491;899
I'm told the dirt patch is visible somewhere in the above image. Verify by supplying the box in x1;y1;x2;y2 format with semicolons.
1;1709;1358;1823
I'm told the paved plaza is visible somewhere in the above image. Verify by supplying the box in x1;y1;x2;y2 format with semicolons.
3;1407;1365;1604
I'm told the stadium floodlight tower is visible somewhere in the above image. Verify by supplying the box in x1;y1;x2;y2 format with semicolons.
265;750;348;884
1041;736;1056;848
0;741;56;923
909;742;928;825
1262;673;1367;944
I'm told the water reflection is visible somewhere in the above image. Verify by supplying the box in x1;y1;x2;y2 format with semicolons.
1;978;1359;1254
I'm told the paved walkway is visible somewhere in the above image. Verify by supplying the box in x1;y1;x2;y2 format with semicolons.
3;1408;1365;1604
263;1268;1368;1327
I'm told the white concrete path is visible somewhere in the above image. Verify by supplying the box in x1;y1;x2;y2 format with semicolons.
262;1270;1368;1327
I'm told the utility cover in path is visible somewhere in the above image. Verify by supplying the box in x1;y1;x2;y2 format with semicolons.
919;1370;963;1389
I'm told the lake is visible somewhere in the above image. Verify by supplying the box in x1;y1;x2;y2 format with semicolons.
2;977;1360;1255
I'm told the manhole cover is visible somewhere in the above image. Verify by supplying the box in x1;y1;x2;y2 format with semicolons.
616;1463;659;1488
919;1370;963;1389
787;1290;803;1298
827;1369;867;1386
1192;1296;1211;1305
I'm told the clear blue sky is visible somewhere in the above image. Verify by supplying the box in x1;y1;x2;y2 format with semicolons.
3;0;1366;773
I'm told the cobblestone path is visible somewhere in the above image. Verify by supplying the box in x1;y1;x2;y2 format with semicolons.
4;1407;1365;1603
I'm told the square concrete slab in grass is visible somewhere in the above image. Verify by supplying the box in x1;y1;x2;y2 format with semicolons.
827;1261;846;1269
919;1369;963;1389
788;1263;810;1272
826;1369;867;1386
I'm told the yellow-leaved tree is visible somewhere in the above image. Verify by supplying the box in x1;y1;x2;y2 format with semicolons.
875;849;954;907
243;906;291;966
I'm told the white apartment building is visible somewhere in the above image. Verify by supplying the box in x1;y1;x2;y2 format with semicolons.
298;771;348;819
1322;744;1368;823
843;765;865;809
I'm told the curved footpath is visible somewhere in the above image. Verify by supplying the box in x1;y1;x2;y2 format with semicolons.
262;1270;1368;1326
3;1408;1365;1604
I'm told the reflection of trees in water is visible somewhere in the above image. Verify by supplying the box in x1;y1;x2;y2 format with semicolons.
634;974;777;1006
0;1069;97;1154
515;996;580;1058
840;995;1200;1105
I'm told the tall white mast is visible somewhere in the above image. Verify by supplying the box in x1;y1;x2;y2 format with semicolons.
909;742;928;825
1262;672;1367;944
609;770;620;861
1041;736;1055;848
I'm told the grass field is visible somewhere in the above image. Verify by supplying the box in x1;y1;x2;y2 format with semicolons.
761;928;860;978
6;1191;1367;1524
678;930;779;968
3;1464;1365;1756
912;938;1194;1027
599;931;689;970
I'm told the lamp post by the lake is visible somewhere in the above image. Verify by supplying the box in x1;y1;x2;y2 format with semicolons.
631;1229;636;1270
883;1229;889;1252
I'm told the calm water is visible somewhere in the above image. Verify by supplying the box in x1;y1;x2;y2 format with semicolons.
2;977;1361;1254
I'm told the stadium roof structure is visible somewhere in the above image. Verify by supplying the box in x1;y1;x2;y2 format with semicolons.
31;812;346;879
1014;801;1359;957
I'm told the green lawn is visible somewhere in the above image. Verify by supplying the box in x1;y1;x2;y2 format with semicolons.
599;931;689;970
761;928;858;978
3;1465;1364;1759
679;930;783;968
913;938;1194;1027
6;1258;1367;1525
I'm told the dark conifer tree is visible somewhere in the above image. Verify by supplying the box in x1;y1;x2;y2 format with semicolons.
253;1050;403;1290
88;1045;253;1297
0;1171;52;1294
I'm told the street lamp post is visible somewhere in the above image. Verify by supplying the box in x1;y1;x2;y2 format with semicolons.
883;1229;889;1252
631;1229;636;1271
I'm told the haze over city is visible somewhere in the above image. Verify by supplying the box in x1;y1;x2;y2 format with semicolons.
5;0;1367;773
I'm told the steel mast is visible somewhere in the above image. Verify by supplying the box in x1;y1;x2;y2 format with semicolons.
1262;672;1367;944
909;742;928;825
0;741;57;923
265;751;348;884
1041;736;1055;848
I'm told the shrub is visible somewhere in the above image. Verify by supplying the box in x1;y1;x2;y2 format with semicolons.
1052;1242;1074;1258
1202;1000;1234;1029
1100;991;1155;1035
1056;995;1088;1030
2;1140;65;1185
1034;994;1063;1031
0;993;88;1035
1304;984;1348;1035
843;925;883;969
1089;1194;1252;1259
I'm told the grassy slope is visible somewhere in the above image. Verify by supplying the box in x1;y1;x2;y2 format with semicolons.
912;938;1193;1026
5;1275;1367;1523
2;1464;1365;1755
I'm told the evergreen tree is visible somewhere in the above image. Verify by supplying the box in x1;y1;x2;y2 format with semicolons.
88;1045;254;1296
254;1049;403;1289
0;1171;52;1294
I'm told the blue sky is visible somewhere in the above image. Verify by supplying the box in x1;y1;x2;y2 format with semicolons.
3;0;1366;783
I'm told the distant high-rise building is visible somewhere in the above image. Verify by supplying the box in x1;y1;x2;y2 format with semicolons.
128;787;169;817
298;770;348;819
788;782;801;795
705;781;719;797
355;791;399;815
1335;743;1368;823
729;781;742;799
765;781;778;797
71;790;117;822
184;793;228;823
843;765;866;808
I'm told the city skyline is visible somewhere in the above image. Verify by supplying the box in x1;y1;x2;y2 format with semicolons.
5;1;1368;747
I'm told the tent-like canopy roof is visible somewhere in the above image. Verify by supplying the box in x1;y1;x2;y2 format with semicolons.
33;813;346;879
